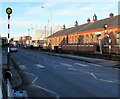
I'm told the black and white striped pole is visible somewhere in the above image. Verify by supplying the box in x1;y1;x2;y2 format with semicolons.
6;7;12;70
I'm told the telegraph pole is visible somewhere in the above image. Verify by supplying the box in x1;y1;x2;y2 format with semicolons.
6;7;12;70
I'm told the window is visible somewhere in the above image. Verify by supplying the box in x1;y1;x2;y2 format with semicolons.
65;36;68;45
116;32;120;44
75;36;78;44
86;35;89;44
78;36;81;44
90;35;93;43
72;36;74;44
63;37;65;45
81;36;84;45
70;36;72;44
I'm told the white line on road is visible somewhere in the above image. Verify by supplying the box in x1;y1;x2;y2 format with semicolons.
25;72;38;84
33;84;60;98
25;72;37;77
90;73;97;79
19;65;27;70
36;64;45;69
90;73;116;83
68;68;76;71
60;63;72;67
32;77;38;84
88;63;102;67
25;72;60;98
74;63;88;67
99;79;114;83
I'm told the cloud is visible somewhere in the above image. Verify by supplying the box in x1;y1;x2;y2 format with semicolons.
11;20;45;27
54;9;73;16
25;2;57;15
79;6;94;11
54;5;94;16
25;6;43;14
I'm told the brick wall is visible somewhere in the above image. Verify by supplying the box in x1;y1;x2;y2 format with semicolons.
46;26;120;54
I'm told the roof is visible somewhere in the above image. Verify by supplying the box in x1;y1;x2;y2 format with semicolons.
48;15;120;38
78;15;120;32
48;28;72;37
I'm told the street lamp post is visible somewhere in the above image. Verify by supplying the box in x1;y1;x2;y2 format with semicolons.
6;7;12;70
28;25;33;45
41;6;53;35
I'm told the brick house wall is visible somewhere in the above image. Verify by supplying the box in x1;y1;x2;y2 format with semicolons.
47;26;120;54
46;14;120;54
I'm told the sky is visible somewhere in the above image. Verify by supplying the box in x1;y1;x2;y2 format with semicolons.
0;0;119;40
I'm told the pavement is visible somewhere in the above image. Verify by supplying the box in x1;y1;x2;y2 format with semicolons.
2;48;22;89
40;51;120;68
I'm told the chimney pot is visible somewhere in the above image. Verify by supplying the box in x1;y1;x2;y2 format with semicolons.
109;13;114;17
63;25;65;29
75;21;78;27
87;18;91;23
93;14;97;21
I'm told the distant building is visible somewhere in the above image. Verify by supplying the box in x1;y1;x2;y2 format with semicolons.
46;13;120;54
35;29;49;40
1;37;8;46
35;25;62;41
19;36;32;45
30;40;45;47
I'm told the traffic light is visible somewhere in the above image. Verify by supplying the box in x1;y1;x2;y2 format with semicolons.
103;24;109;30
6;7;12;15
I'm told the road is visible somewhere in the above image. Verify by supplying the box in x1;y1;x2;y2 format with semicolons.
11;48;119;98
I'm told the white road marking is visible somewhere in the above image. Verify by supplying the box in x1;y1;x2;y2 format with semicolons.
88;63;102;67
25;72;36;76
19;65;27;70
99;79;114;83
60;63;72;67
25;72;60;97
90;73;97;79
36;64;45;69
33;84;60;98
90;73;116;83
25;72;38;84
32;77;38;84
68;68;76;70
75;63;88;67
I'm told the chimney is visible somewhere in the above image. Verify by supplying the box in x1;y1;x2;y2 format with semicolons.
109;13;114;18
63;25;65;29
87;18;91;23
75;20;78;27
93;14;97;21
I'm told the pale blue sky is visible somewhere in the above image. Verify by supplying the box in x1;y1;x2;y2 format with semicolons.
0;1;119;40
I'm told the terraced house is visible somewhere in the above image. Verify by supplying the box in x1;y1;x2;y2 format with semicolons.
46;13;120;54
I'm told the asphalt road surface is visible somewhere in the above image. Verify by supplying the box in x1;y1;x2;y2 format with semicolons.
11;48;119;98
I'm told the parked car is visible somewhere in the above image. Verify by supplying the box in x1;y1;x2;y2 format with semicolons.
10;46;17;52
